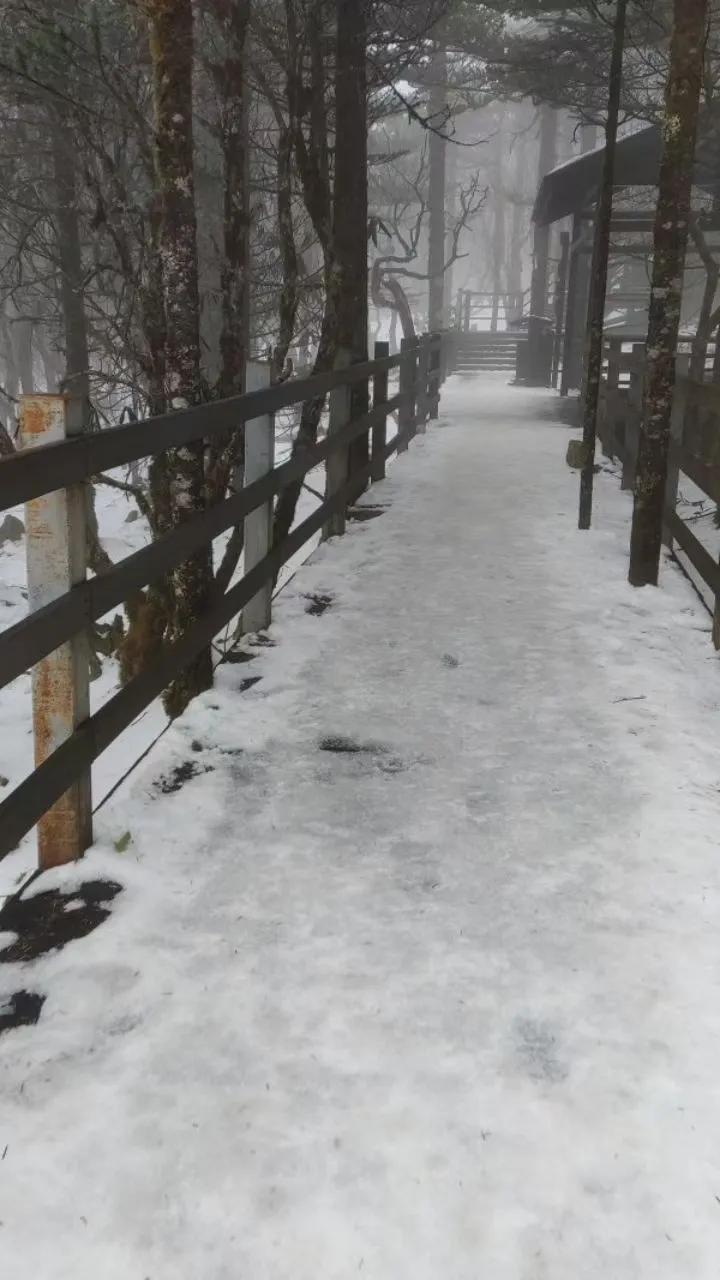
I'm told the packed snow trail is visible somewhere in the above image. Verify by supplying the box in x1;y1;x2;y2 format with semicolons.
3;374;720;1278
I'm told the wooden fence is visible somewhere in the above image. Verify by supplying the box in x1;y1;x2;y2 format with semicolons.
0;333;447;867
598;336;720;639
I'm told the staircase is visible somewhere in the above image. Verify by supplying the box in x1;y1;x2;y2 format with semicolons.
454;331;519;374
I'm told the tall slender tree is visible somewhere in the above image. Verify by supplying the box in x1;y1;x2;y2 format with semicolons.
145;0;213;713
577;0;627;529
628;0;709;586
427;40;448;332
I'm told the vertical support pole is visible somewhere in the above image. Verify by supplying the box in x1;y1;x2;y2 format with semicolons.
664;355;688;552
22;393;92;869
242;361;274;635
416;336;430;434
529;106;558;326
397;337;417;453
371;341;389;483
323;349;352;537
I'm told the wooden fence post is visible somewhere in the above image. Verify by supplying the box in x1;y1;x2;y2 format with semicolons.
242;361;274;635
441;330;451;379
429;335;441;419
622;343;645;491
463;291;471;332
22;394;92;868
371;341;389;483
323;349;352;537
416;336;430;434
603;337;621;458
397;337;417;453
663;356;688;552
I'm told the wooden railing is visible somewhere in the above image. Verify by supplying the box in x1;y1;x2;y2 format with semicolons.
0;333;447;866
598;337;720;637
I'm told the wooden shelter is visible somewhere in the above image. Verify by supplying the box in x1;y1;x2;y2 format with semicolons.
531;112;720;392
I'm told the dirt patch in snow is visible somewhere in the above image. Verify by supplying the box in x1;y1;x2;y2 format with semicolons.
318;734;386;755
0;881;122;964
0;990;45;1036
304;592;335;616
155;760;214;795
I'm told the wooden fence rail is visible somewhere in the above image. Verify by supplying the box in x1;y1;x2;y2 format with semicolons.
597;337;720;637
0;333;447;867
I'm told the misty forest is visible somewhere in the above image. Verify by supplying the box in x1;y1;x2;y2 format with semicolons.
2;3;720;1277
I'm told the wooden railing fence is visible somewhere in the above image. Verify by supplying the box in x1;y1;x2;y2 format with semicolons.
0;333;447;867
598;336;720;640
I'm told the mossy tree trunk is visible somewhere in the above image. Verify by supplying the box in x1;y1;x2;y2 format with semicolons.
146;0;213;715
332;0;369;494
628;0;709;586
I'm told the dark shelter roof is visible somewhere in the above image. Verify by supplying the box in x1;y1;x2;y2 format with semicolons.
533;113;720;226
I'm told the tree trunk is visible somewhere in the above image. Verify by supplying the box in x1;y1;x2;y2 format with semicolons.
629;0;708;586
35;329;63;393
490;134;506;332
7;301;34;395
273;124;300;379
506;134;527;312
529;106;557;319
271;287;336;554
207;0;251;399
427;42;447;332
389;305;399;354
204;0;252;525
146;0;213;715
0;303;20;421
332;0;369;493
443;131;457;323
51;119;91;408
271;0;338;550
578;0;627;529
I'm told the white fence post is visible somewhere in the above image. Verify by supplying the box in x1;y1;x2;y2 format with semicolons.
22;394;92;868
242;361;274;635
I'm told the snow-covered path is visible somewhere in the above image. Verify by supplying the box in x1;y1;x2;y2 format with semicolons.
4;374;720;1278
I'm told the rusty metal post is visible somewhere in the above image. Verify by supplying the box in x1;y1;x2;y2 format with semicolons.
22;394;92;868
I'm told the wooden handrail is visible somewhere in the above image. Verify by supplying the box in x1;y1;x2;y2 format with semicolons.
0;334;449;863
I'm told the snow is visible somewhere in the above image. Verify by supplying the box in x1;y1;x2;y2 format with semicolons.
0;402;349;897
3;373;720;1277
